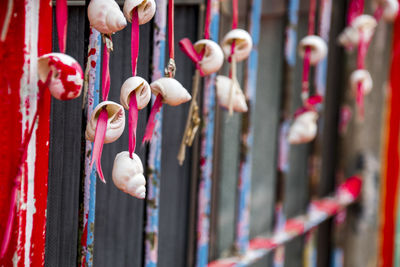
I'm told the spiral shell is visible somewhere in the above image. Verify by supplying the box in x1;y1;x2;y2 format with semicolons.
298;35;328;65
85;101;125;144
120;76;151;110
338;26;359;48
193;39;224;75
38;53;83;100
215;75;248;113
288;111;318;144
150;78;191;106
123;0;156;25
350;69;373;95
88;0;127;34
112;151;146;199
221;29;253;62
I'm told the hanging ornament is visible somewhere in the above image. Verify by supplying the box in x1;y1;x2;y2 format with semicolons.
338;15;377;49
38;53;84;100
216;0;252;115
88;0;127;35
374;0;399;22
142;0;192;144
288;0;326;145
350;69;373;119
123;0;157;25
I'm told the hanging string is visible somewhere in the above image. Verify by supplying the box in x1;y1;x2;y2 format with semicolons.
129;8;140;158
101;42;110;101
143;0;176;143
301;0;317;103
56;0;68;53
347;0;365;26
231;0;238;30
204;0;212;39
0;71;53;258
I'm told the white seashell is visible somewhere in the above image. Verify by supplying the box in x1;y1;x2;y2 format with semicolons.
85;101;125;144
338;26;359;48
350;69;373;95
215;75;248;112
381;0;399;22
193;39;224;75
351;15;377;41
123;0;156;25
221;29;253;62
88;0;127;34
150;78;192;106
120;76;151;110
112;151;146;199
38;53;83;100
298;35;328;65
288;111;318;144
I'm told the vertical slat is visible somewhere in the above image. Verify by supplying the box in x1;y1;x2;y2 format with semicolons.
235;0;263;254
81;29;102;267
145;0;167;265
195;0;220;266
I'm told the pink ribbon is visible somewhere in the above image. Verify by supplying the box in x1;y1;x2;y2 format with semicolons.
347;0;364;26
102;43;110;101
0;71;53;258
129;95;138;158
56;0;68;53
142;94;163;143
302;47;312;98
356;81;364;120
131;8;139;77
90;109;108;183
178;38;205;76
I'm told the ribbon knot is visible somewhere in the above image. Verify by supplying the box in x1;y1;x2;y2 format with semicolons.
178;38;205;76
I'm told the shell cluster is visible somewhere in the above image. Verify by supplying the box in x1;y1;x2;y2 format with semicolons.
298;35;328;65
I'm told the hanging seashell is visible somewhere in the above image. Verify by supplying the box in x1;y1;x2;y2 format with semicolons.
112;151;146;199
85;101;125;143
215;75;248;113
380;0;399;22
221;29;253;62
352;15;377;41
338;26;359;48
123;0;156;25
120;76;151;110
150;77;192;106
193;39;224;75
88;0;127;34
350;69;373;95
298;35;328;65
288;110;318;144
37;53;83;100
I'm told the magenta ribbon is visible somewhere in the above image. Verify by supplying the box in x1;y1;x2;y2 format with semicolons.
129;95;138;158
56;0;68;53
131;8;139;77
102;43;110;101
142;94;163;144
90;108;108;183
0;71;53;258
347;0;364;26
302;47;312;98
179;38;205;76
306;94;323;106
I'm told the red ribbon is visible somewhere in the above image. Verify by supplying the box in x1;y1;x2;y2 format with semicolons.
178;38;205;76
302;47;312;98
131;8;139;77
357;31;367;70
168;0;175;60
356;81;364;119
102;43;110;101
347;0;365;26
0;71;53;258
129;95;138;158
56;0;68;53
90;108;108;183
142;94;163;143
204;0;212;39
232;0;238;30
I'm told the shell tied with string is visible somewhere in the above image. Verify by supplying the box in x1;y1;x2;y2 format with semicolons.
88;0;127;34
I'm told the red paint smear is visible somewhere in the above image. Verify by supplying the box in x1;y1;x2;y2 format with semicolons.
249;237;277;250
379;12;400;267
0;0;25;264
30;0;52;265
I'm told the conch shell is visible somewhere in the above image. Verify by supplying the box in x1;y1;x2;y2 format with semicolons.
298;35;328;65
120;76;151;110
221;29;253;62
150;78;191;106
88;0;127;34
123;0;156;25
378;0;399;22
215;75;248;112
112;151;146;199
85;101;125;143
193;39;224;75
288;110;318;144
38;53;83;100
350;69;373;95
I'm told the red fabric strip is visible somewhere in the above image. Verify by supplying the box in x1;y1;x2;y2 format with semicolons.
302;47;311;97
102;43;110;101
178;38;205;76
374;6;383;21
308;0;317;35
90;109;108;183
56;0;67;53
204;0;212;39
356;81;364;119
129;94;138;158
131;8;139;77
357;31;367;70
232;0;238;29
347;0;364;26
142;94;163;143
168;0;175;59
379;13;400;267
